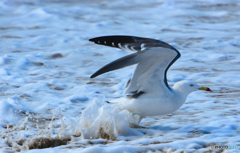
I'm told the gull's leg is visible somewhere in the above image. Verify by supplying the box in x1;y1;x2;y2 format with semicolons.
130;114;146;128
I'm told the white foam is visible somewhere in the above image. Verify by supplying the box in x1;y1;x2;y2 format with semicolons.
0;101;18;124
75;99;142;139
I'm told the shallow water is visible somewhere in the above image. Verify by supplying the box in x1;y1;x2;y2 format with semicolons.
0;0;240;152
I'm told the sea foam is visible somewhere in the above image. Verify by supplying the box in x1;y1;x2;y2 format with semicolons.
75;99;143;140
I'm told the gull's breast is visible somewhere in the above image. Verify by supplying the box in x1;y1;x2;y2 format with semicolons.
122;93;184;117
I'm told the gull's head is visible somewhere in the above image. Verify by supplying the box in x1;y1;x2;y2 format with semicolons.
173;80;211;95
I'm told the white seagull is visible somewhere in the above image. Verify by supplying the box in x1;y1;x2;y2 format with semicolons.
89;36;211;119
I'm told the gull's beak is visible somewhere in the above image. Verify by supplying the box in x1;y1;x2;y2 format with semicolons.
198;86;212;92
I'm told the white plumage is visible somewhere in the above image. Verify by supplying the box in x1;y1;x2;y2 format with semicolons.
89;35;211;118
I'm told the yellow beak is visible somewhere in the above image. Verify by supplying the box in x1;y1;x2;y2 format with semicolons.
198;86;212;92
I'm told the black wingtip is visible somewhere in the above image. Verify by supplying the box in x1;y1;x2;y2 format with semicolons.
89;36;105;43
90;70;102;78
89;38;95;42
88;36;137;47
90;74;95;79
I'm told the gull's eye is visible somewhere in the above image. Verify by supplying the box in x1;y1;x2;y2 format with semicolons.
190;84;194;87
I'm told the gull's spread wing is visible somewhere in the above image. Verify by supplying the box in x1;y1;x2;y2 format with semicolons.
89;36;180;96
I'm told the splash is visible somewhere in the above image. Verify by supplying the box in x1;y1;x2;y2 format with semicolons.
75;99;143;140
3;99;144;151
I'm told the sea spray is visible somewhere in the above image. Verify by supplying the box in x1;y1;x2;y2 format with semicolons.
75;99;144;140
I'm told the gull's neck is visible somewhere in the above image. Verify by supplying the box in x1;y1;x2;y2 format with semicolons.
171;85;189;109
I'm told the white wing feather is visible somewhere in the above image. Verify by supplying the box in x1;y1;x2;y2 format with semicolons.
123;47;177;95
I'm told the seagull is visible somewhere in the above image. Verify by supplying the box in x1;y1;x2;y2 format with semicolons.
89;35;211;119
